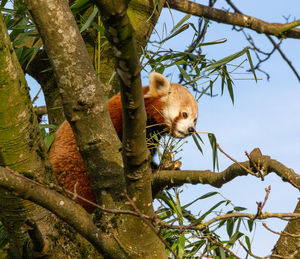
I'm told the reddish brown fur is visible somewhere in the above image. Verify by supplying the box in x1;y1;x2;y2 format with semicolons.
49;86;168;212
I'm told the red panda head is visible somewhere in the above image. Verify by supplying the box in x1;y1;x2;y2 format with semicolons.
145;72;198;138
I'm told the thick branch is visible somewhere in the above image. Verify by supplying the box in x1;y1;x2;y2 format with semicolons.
152;148;300;195
93;0;152;209
167;0;300;39
25;0;124;204
0;167;117;256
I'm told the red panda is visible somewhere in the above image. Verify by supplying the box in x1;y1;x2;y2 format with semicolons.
49;72;198;212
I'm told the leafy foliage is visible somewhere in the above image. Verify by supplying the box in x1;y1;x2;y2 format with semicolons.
156;189;255;258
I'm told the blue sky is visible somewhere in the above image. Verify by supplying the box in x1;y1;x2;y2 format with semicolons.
27;1;299;257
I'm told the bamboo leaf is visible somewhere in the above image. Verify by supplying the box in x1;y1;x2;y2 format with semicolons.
245;236;251;251
177;64;191;81
197;38;227;47
226;73;234;104
246;48;258;82
234;206;247;212
44;132;56;151
208;133;219;171
71;0;91;14
247;219;254;232
205;47;248;71
80;6;98;33
178;234;185;258
182;191;218;209
161;23;189;43
170;14;191;33
227;218;234;238
192;134;203;154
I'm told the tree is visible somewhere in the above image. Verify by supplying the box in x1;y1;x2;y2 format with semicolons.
0;0;299;258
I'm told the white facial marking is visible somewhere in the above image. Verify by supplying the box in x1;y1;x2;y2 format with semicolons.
161;84;198;138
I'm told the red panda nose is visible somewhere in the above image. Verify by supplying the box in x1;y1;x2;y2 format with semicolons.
188;127;195;133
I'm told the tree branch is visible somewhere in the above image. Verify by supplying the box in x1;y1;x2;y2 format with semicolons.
152;148;300;195
224;0;300;82
167;0;300;39
25;0;125;204
0;167;110;255
93;0;153;210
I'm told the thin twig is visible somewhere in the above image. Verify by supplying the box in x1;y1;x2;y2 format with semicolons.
255;185;271;218
206;235;241;259
32;87;42;104
262;222;300;238
225;0;300;82
216;144;257;176
238;240;265;259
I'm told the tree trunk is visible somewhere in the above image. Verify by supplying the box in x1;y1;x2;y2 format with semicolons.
0;12;100;258
271;200;300;259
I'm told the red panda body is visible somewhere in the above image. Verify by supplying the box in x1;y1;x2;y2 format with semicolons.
49;73;198;212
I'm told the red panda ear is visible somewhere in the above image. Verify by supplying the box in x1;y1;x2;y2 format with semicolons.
145;72;170;98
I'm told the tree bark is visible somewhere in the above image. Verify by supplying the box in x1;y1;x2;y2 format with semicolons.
0;11;100;259
24;0;167;257
271;201;300;259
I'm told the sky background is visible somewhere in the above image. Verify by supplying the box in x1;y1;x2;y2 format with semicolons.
27;1;300;258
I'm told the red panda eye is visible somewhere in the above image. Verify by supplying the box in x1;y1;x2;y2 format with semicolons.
182;112;188;118
194;118;197;123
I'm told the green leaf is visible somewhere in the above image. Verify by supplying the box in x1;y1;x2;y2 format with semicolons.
92;22;105;34
161;23;189;43
247;219;254;232
177;64;191;81
220;65;227;95
182;191;218;209
245;236;251;251
197;38;227;47
246;48;258;82
234;206;247;212
39;124;58;130
192;134;203;154
195;132;204;144
219;247;226;259
155;65;165;74
80;6;98;33
226;73;234;104
25;48;39;70
205;47;248;71
208;133;219;171
199;200;226;221
227;218;234;238
178;234;185;258
170;14;191;33
44;133;55;151
71;0;91;14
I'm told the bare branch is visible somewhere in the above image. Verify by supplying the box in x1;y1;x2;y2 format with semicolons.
225;0;300;82
167;0;300;39
238;240;265;259
152;148;300;194
262;222;300;238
